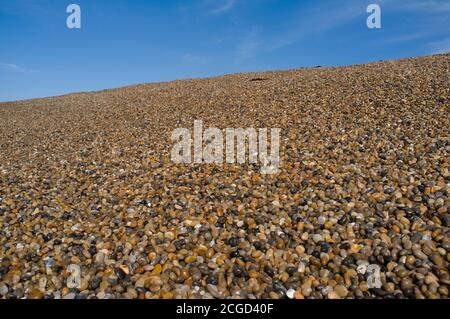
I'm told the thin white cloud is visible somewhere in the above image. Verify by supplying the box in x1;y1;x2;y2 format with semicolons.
233;0;448;60
398;0;450;12
182;54;209;64
233;1;367;61
235;26;263;61
0;63;38;74
269;0;393;50
428;37;450;54
383;33;428;44
0;0;60;18
210;0;236;14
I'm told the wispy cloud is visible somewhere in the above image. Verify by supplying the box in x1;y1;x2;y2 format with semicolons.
270;0;388;50
235;26;263;61
233;0;449;60
397;0;450;12
382;1;450;52
0;63;38;74
0;0;60;18
428;37;450;54
382;33;428;44
210;0;236;14
182;54;210;64
231;0;370;59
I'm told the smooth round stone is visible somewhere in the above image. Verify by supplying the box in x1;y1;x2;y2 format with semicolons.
167;244;176;253
145;275;163;292
295;245;305;255
413;249;428;260
301;285;312;297
164;232;175;241
334;285;348;298
318;216;326;224
406;256;416;265
29;288;44;299
312;234;323;243
0;283;8;296
327;291;340;299
184;255;197;263
294;290;304;299
206;284;221;298
431;254;444;268
269;291;279;299
401;278;414;290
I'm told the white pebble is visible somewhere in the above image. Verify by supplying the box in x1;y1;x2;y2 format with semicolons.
286;288;295;299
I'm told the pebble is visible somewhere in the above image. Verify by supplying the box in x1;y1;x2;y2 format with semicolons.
30;288;44;299
207;284;222;299
312;234;323;243
334;285;349;298
286;288;296;299
0;283;8;296
0;54;448;300
328;291;340;299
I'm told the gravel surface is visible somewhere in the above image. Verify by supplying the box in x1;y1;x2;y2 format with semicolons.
0;54;449;299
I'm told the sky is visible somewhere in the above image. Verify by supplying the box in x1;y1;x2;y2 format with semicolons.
0;0;449;102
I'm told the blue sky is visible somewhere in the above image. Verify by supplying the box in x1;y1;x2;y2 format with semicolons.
0;0;449;102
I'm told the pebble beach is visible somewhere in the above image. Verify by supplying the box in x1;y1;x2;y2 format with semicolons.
0;53;448;299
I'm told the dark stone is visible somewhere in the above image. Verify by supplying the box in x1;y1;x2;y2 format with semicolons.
207;276;218;285
229;250;240;258
43;233;53;242
88;245;97;255
89;276;102;290
320;242;331;253
384;255;393;265
25;252;36;262
403;288;414;298
228;237;240;247
264;265;275;277
174;239;186;250
311;251;321;258
139;199;149;206
342;256;355;267
253;241;265;251
273;281;287;296
115;245;124;253
338;215;349;225
250;78;268;82
373;288;386;297
0;266;8;276
232;265;245;277
114;267;127;280
286;267;297;276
